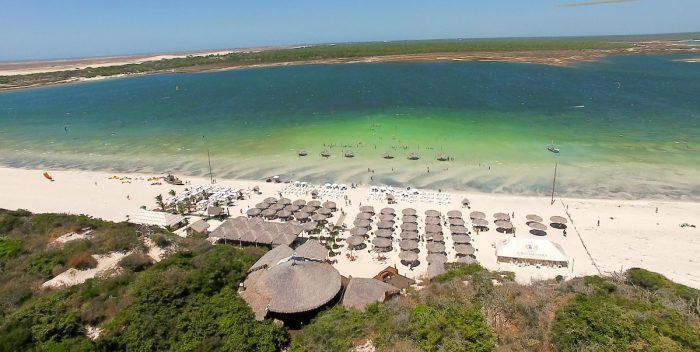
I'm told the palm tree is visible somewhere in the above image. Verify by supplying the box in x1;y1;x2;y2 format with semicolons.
168;189;176;197
155;194;165;211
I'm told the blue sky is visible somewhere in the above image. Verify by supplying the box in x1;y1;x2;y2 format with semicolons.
1;0;698;61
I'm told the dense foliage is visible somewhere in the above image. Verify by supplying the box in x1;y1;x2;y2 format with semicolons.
0;38;629;88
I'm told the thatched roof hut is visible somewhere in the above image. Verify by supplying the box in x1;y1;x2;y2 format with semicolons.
209;217;301;247
187;219;210;235
249;245;294;272
495;220;513;229
269;203;285;211
277;210;292;219
207;206;225;217
295;240;328;261
342;278;399;311
240;261;341;320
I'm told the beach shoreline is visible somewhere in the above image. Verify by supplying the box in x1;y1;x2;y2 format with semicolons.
1;166;698;289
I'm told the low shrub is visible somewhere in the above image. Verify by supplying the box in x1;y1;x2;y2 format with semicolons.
118;252;153;272
65;253;98;270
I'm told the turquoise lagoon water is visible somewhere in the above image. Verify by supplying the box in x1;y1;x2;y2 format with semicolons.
0;55;698;199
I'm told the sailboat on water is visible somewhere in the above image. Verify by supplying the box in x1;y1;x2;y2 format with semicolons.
547;141;560;154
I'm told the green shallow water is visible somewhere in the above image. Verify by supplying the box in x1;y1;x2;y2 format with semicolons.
0;55;699;199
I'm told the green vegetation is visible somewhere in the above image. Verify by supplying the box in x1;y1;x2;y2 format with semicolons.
0;38;630;88
1;209;699;351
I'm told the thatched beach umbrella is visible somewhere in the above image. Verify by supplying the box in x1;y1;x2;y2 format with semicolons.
356;212;373;221
372;237;392;248
349;227;368;236
353;219;371;228
399;251;418;263
470;211;486;219
344;150;354;158
426;253;447;264
261;209;277;218
526;214;543;222
377;221;394;230
461;198;470;207
408;152;420;160
528;222;547;231
436;153;449;161
425;217;441;225
399;240;419;251
425;210;440;217
383;152;394;159
379;214;395;222
426;242;446;253
284;205;300;213
277;210;292;219
550;216;568;224
447;210;462;218
494;220;513;230
449;218;465;226
295;212;310;221
455;244;475;256
375;229;393;238
246;208;262;217
400;231;419;240
322;201;336;210
402;215;418;223
270;203;285;211
429;234;445;243
450;225;469;234
380;207;395;215
425;224;442;234
321;150;331;158
402;208;417;216
456;256;478;264
452;234;472;244
293;199;306;206
401;223;418;231
300;205;316;214
317;207;332;216
307;200;321;208
347;235;365;248
278;198;292;205
472;218;489;227
359;206;375;214
493;212;510;221
256;202;270;209
311;213;327;222
264;197;278;204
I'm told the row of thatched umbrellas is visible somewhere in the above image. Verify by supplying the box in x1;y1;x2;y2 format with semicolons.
347;206;399;251
246;198;338;230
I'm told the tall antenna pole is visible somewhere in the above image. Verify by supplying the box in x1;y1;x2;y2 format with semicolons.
207;149;214;184
550;162;558;205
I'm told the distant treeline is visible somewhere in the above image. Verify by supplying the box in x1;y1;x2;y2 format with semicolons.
0;39;628;88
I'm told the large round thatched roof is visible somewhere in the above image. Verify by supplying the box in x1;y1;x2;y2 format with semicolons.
257;261;341;314
456;256;478;264
300;205;316;214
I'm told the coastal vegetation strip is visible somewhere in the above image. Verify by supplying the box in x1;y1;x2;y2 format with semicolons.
1;209;698;351
0;39;631;89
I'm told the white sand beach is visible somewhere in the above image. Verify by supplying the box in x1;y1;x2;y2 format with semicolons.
1;166;698;288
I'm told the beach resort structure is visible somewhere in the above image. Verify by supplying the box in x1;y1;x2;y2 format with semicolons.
342;278;400;311
209;217;303;247
130;209;185;229
495;238;568;267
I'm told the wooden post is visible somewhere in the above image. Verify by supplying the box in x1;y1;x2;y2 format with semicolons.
551;162;558;205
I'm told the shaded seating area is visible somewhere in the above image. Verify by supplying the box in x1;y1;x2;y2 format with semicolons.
209;216;302;247
495;238;568;267
342;278;400;311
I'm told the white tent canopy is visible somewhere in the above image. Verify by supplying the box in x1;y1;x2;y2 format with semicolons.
495;238;568;265
131;210;184;228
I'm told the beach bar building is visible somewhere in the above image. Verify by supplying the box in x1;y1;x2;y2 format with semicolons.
495;238;568;267
209;216;302;247
342;278;400;311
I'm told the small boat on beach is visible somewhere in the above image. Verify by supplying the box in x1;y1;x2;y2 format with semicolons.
547;141;560;154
